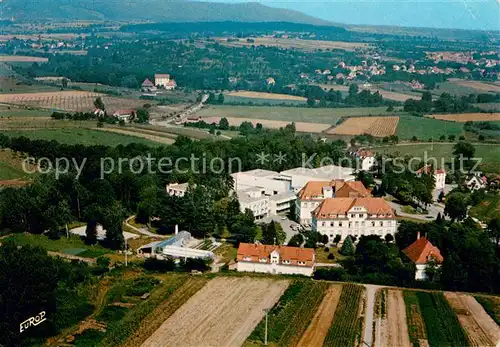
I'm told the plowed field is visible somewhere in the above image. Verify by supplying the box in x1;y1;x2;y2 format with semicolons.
327;116;399;136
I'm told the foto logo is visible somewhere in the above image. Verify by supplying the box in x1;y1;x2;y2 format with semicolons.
20;311;46;333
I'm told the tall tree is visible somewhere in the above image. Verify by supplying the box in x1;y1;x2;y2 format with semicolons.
102;202;125;250
261;221;286;245
444;193;469;222
340;236;355;256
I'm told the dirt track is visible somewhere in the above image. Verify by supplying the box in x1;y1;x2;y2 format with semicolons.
141;277;289;347
297;284;342;347
380;289;412;347
227;91;306;101
445;292;500;347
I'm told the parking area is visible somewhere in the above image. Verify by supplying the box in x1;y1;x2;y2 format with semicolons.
260;215;302;243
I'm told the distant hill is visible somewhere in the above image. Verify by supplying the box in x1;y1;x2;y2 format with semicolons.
2;0;330;25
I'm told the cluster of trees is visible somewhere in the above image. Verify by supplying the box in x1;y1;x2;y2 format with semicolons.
185;117;265;136
404;91;485;115
316;217;500;294
0;242;99;346
303;83;386;108
0;126;347;248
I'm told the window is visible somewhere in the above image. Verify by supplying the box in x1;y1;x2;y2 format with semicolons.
358;214;363;218
298;261;306;266
380;221;383;226
350;214;355;218
243;256;251;261
322;222;326;227
339;222;342;227
283;260;290;264
372;221;375;227
330;222;334;227
259;258;267;263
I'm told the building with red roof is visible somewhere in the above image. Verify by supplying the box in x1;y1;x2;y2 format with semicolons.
297;180;370;225
312;197;396;245
402;234;443;280
236;243;315;276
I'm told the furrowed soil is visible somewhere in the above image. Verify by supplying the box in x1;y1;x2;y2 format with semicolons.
297;284;342;347
382;289;412;347
140;277;289;347
444;292;500;347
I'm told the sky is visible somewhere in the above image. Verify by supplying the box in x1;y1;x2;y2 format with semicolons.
215;0;500;30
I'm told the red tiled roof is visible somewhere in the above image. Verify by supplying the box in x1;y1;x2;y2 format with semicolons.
298;180;369;200
402;237;443;264
356;149;374;158
416;165;446;175
313;197;394;219
142;78;154;87
237;243;315;267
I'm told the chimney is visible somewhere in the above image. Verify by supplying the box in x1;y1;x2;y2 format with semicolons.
175;224;179;235
417;231;421;240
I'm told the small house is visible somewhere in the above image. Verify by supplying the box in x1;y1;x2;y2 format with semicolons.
402;234;443;280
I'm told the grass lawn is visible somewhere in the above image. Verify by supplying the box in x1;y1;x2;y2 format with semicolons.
396;115;464;140
224;95;306;106
0;149;37;180
370;143;500;171
3;233;112;258
214;242;238;264
197;105;403;124
2;128;159;146
0;107;53;117
469;194;500;223
315;246;347;263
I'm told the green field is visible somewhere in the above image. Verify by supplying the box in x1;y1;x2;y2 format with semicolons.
197;105;403;124
371;143;500;171
0;149;36;180
396;115;464;140
3;233;111;258
469;194;500;223
224;95;306;106
2;128;159;146
0;107;53;117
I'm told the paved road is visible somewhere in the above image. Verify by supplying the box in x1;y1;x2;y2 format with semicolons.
125;215;168;238
387;195;445;222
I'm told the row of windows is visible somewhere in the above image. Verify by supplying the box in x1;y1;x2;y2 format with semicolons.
320;220;391;227
243;257;307;266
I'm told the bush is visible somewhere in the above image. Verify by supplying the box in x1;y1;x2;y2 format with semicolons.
339;236;355;256
126;277;160;296
314;267;347;281
324;247;330;252
327;253;335;260
143;257;175;272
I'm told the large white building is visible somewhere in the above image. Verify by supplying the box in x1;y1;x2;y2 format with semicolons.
297;180;370;225
154;73;177;90
312;197;397;244
280;165;355;193
166;182;191;197
232;170;296;218
236;243;315;276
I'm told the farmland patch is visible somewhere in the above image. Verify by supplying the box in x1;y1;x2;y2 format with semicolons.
247;280;329;346
323;283;364;347
327;116;399;137
445;292;500;347
226;91;306;101
426;113;500;122
141;277;289;347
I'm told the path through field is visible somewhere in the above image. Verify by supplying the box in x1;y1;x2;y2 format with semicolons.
141;277;289;347
376;289;412;347
297;284;342;347
362;285;378;347
444;292;500;347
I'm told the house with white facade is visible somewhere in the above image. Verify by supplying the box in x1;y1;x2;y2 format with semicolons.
466;174;487;191
236;243;315;276
154;73;177;90
166;182;191;197
402;234;443;280
353;149;376;171
297;180;370;225
112;109;136;122
312;197;397;244
416;165;446;190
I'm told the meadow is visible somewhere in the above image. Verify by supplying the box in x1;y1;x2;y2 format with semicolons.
370;143;500;172
2;128;160;146
197;105;401;124
396;115;464;139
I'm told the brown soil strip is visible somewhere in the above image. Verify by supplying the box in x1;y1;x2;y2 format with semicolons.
297;284;342;347
385;290;411;347
140;277;289;347
445;292;500;346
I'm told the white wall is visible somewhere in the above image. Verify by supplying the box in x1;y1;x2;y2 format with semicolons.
237;261;314;276
313;211;397;244
297;200;322;225
233;172;290;195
